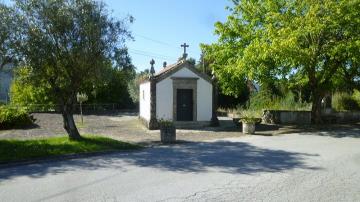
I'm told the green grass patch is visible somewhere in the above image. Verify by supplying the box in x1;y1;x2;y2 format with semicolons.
0;135;141;163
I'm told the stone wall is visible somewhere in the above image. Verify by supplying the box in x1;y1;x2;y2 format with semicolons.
262;110;312;124
262;110;360;124
330;111;360;123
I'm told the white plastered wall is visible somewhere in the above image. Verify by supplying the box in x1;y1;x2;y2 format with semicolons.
156;67;213;121
139;81;151;121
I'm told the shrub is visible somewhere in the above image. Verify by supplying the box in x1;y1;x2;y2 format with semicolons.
10;67;55;112
332;92;360;111
157;119;174;128
0;106;35;129
237;108;262;123
248;91;311;111
352;90;360;106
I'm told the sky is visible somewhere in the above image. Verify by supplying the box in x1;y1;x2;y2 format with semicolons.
3;0;232;72
104;0;231;72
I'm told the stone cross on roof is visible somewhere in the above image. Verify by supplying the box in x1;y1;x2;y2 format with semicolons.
150;59;155;75
181;43;189;59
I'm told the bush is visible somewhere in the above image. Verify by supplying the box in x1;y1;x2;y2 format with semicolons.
0;106;35;129
248;91;311;111
332;92;360;111
237;108;262;123
10;67;55;112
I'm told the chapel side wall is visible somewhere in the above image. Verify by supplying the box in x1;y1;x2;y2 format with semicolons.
139;82;151;121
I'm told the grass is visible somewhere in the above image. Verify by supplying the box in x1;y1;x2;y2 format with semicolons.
0;135;141;163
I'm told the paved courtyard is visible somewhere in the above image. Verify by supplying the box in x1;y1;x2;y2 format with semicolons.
1;130;360;201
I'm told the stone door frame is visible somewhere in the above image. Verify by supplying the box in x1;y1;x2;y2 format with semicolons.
171;77;198;121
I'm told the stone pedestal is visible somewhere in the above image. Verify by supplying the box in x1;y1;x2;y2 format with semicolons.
160;126;176;144
210;74;219;127
242;123;255;134
148;77;158;130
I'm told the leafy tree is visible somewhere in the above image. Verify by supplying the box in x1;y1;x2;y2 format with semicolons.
128;69;150;105
89;65;134;108
202;0;360;123
0;3;22;70
10;67;54;110
15;0;132;139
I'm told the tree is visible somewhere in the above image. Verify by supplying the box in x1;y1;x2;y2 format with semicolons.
10;66;54;111
15;0;132;139
90;65;134;108
0;3;21;70
128;69;150;105
202;0;360;123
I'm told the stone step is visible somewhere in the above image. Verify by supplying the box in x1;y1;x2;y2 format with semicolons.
174;121;210;129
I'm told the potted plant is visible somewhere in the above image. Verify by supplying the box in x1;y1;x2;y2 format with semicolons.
238;109;262;134
158;119;176;143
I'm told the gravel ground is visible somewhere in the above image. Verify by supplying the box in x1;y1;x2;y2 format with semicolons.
1;112;359;144
0;113;248;143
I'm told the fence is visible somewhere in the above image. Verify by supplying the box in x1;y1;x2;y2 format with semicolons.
4;103;138;114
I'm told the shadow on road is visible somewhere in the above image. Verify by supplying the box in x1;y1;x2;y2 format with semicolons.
277;124;360;138
0;140;320;181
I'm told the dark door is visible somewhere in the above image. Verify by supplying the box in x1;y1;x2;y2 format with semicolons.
177;89;193;121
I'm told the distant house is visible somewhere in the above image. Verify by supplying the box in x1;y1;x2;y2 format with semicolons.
139;59;214;129
0;65;13;103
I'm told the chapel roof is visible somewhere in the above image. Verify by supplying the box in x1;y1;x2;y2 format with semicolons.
154;60;185;77
153;59;212;83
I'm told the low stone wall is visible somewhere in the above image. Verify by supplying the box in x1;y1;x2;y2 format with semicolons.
263;110;360;124
331;111;360;123
262;110;312;125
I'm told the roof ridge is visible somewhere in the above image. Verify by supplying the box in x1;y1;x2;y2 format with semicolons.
154;59;185;76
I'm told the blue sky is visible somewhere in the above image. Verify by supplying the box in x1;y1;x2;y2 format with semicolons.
105;0;231;72
3;0;231;72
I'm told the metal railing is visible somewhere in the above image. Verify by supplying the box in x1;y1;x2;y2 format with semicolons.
4;103;137;113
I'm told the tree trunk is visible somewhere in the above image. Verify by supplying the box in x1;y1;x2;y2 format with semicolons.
311;91;323;124
62;104;81;140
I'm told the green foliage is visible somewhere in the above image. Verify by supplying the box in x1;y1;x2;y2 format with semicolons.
10;67;54;111
202;0;360;122
12;0;133;137
89;66;134;108
237;108;262;124
128;69;150;105
0;135;141;163
249;91;311;111
0;3;21;70
157;119;174;128
332;91;360;111
0;105;35;129
353;90;360;106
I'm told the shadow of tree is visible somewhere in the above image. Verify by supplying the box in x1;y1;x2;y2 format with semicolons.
0;140;320;181
277;124;360;138
178;119;280;133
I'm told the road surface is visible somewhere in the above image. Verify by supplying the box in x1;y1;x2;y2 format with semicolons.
1;132;360;202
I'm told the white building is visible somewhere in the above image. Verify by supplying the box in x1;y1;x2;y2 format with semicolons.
0;66;13;103
139;59;214;129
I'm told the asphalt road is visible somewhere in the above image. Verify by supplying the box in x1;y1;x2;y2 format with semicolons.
1;132;360;202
